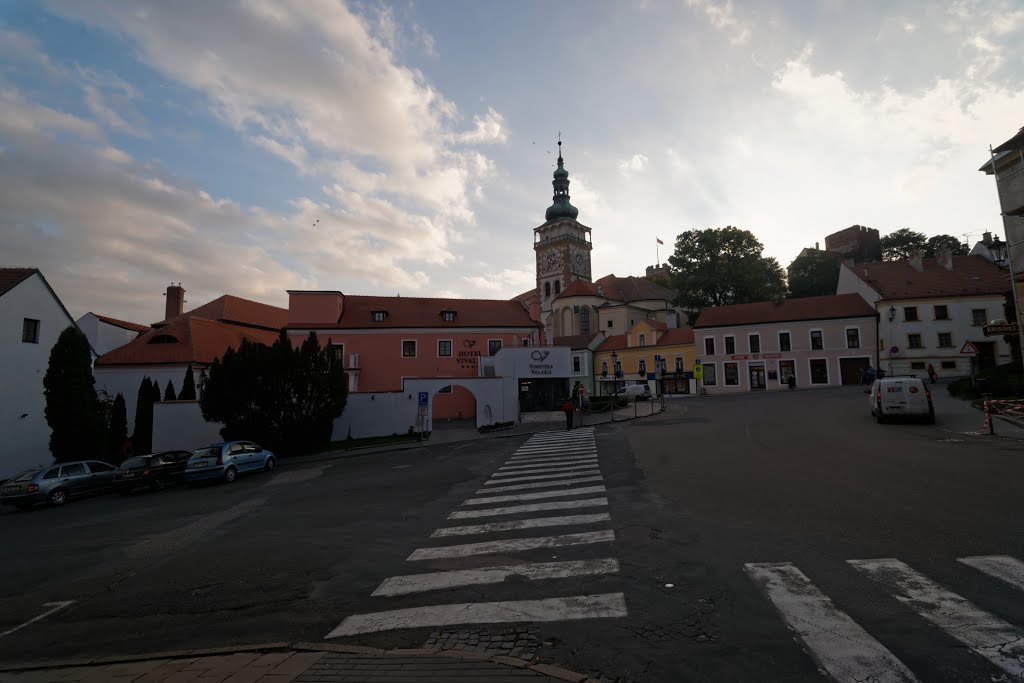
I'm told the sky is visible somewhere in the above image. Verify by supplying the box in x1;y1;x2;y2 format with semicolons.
1;0;1023;325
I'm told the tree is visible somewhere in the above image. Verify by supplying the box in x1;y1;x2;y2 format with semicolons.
164;380;177;401
43;326;104;462
880;228;927;260
788;251;841;299
150;378;162;405
132;377;155;455
201;330;348;456
179;364;197;400
107;393;128;464
924;234;969;257
667;226;787;321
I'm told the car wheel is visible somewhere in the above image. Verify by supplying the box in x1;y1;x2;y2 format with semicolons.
223;466;237;483
48;488;68;506
264;456;276;473
150;477;166;492
16;503;33;511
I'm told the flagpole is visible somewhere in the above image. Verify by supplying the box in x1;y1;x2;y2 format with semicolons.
656;238;659;266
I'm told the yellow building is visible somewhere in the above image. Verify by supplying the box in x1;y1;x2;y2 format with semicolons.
594;319;696;396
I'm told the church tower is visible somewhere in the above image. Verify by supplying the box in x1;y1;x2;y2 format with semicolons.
534;140;593;336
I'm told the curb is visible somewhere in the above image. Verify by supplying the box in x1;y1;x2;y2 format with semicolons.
0;641;605;682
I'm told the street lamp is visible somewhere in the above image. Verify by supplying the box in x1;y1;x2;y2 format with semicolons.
990;236;1007;265
888;306;896;322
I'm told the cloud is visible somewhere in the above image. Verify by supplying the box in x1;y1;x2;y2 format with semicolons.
457;108;508;145
684;0;751;45
618;153;649;175
0;28;65;79
462;267;534;293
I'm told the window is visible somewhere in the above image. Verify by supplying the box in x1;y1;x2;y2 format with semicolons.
934;305;949;320
402;340;417;357
704;337;715;355
638;359;647;374
674;356;683;372
638;333;646;347
904;307;918;322
21;318;39;344
544;282;551;297
810;330;823;350
60;463;86;477
779;360;795;383
941;360;957;369
971;308;987;326
937;332;953;348
809;359;829;384
372;311;386;322
554;280;561;295
702;363;717;386
607;320;614;329
438;340;452;357
749;334;760;353
910;361;926;370
441;311;456;322
580;307;590;335
600;361;608;375
43;468;59;480
573;355;582;373
437;385;453;394
779;332;791;352
724;362;739;385
87;461;114;473
908;333;923;349
330;344;345;365
488;340;502;356
846;328;860;349
724;336;735;354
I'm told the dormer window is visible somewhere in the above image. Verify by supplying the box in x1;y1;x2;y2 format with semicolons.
441;310;456;322
371;310;387;322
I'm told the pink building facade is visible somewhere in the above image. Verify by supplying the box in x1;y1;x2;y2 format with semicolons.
286;291;542;419
693;295;878;393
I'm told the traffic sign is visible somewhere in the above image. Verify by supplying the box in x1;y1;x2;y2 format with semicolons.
577;383;586;396
960;341;979;355
417;391;429;406
693;364;704;379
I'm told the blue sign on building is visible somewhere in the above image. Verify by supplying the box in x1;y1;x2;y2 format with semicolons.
417;392;429;406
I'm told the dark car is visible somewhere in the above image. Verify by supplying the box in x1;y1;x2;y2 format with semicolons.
1;460;117;510
114;451;192;494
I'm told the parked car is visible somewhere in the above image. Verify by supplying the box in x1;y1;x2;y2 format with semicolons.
114;450;192;494
615;384;653;400
870;376;935;424
184;441;276;484
1;460;117;510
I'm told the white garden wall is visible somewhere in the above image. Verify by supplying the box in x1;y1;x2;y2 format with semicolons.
152;401;223;453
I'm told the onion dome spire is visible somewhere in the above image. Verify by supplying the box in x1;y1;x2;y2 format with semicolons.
545;138;579;222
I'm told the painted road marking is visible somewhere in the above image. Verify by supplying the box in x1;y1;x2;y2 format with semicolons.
492;463;598;477
407;530;615;561
325;593;628;638
463;485;606;506
745;563;919;683
510;444;596;455
497;459;598;472
525;429;594;440
448;498;608;520
849;558;1024;678
431;513;611;538
0;601;75;638
483;469;601;485
476;476;603;493
372;558;620;596
507;453;597;465
958;555;1024;592
508;450;597;462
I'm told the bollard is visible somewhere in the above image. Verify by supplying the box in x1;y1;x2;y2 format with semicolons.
986;400;995;435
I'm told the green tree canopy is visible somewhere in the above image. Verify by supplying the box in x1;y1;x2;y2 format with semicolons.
131;377;156;455
107;393;128;464
44;326;104;462
924;234;969;257
880;228;927;260
667;226;787;321
163;380;176;401
179;364;197;400
201;330;348;456
788;251;841;299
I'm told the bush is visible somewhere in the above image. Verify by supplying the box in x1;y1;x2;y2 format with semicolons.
948;361;1024;399
44;327;105;461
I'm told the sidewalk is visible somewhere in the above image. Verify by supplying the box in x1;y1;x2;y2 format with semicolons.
928;381;1024;439
0;643;609;683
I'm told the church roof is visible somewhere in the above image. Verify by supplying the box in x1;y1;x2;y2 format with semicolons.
595;274;676;303
554;279;600;299
544;140;580;222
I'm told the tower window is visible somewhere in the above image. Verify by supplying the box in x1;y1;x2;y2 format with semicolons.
554;280;561;295
544;282;551;297
580;307;590;335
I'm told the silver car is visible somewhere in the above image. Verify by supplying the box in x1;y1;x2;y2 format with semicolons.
1;460;117;510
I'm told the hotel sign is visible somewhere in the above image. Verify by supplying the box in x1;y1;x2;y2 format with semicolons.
729;353;783;361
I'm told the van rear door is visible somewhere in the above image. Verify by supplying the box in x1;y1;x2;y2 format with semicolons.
903;380;930;414
881;380;908;414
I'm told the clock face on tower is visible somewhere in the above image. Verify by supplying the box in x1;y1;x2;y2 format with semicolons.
539;248;562;275
574;252;586;270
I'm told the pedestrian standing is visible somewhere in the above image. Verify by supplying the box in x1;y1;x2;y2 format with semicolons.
562;397;575;430
927;363;937;384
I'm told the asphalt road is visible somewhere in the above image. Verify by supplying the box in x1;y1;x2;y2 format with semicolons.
1;387;1022;682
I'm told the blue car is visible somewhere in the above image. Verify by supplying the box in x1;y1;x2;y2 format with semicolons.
184;441;276;484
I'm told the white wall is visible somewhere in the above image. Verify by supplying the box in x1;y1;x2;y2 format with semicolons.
152;401;223;453
95;365;191;433
0;273;77;479
836;264;881;305
76;313;142;356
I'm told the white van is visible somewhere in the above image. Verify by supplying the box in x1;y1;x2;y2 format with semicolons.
616;384;653;400
869;376;934;424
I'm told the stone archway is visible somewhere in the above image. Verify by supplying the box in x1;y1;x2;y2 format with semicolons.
432;384;477;422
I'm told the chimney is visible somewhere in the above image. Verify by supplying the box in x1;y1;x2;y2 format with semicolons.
936;246;953;270
165;283;185;320
815;241;820;250
983;231;992;246
908;249;924;272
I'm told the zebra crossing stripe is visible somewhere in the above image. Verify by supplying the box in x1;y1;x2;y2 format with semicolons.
476;475;603;493
512;442;595;452
498;459;598;472
463;485;606;506
431;512;611;538
509;450;597;462
371;558;620;596
957;555;1024;592
493;463;598;477
526;429;594;440
849;558;1024;679
448;497;608;519
503;455;597;467
745;562;920;683
407;530;615;561
325;592;627;638
483;469;601;485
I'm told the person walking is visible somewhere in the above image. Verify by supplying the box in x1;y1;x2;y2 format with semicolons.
927;363;937;384
562;397;575;430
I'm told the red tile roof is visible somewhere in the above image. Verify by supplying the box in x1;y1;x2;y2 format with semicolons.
553;333;602;350
0;268;37;297
644;320;668;331
95;314;151;333
595;274;675;303
165;295;287;330
656;327;694;346
96;316;279;366
554;279;600;299
595;334;628;351
289;295;541;330
848;256;1008;300
694;294;876;329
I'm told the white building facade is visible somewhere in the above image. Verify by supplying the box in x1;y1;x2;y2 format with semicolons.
76;313;148;356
